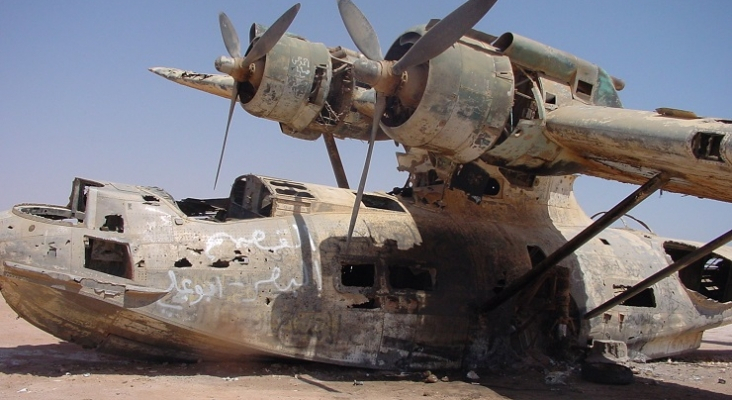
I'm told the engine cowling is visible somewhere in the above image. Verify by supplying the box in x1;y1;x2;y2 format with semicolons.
382;25;515;164
240;25;383;142
237;26;332;140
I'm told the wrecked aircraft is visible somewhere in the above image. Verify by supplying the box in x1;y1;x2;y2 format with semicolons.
1;0;732;375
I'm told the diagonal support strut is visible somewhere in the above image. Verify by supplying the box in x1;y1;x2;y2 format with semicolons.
482;172;670;312
323;133;350;189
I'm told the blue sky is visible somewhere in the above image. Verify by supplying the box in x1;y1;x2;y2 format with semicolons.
1;1;730;243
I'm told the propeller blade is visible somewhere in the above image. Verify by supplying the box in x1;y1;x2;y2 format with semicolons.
219;12;241;58
337;0;383;61
392;0;497;74
345;94;386;251
214;84;239;189
241;3;301;66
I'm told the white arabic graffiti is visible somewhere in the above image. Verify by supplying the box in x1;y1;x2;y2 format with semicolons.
228;266;303;303
204;226;302;261
158;223;320;311
159;270;223;310
291;56;310;79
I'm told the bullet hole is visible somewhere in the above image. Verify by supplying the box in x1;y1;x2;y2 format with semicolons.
174;258;192;268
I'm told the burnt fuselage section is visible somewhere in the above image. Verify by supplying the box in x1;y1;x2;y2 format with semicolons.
1;170;731;369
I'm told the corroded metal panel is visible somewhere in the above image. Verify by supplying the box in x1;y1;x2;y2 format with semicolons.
545;105;732;202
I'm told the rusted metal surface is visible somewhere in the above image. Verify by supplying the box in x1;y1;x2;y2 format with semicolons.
585;228;732;320
482;172;670;312
381;25;514;164
3;165;731;368
545;105;732;203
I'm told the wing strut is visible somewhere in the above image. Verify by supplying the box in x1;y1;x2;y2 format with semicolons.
323;133;350;189
584;227;732;320
482;172;670;312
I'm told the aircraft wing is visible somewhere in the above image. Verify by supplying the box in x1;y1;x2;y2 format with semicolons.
481;104;732;203
545;106;732;203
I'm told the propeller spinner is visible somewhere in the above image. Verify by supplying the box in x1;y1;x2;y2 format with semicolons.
213;4;301;189
337;0;498;250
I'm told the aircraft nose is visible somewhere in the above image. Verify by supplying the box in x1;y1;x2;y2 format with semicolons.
0;209;15;237
0;209;15;274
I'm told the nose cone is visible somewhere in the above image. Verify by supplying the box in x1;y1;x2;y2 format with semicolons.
214;55;236;75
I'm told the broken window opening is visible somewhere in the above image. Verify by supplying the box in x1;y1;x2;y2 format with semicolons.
612;285;657;308
84;237;131;278
361;194;405;212
664;242;732;303
341;263;375;287
100;214;124;233
225;176;274;220
69;178;104;217
692;132;725;162
576;80;593;97
388;265;435;291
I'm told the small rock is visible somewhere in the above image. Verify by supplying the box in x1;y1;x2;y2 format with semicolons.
83;373;91;377
353;380;364;386
719;378;727;384
424;374;439;383
440;376;450;382
17;388;28;393
466;370;479;380
544;371;569;386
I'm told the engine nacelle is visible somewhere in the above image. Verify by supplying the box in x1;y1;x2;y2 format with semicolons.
238;26;332;140
382;25;514;164
241;25;378;142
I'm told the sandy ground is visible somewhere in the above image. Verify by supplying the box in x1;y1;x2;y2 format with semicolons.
1;296;731;400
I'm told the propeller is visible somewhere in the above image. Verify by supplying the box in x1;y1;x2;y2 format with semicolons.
213;4;301;189
337;0;498;250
